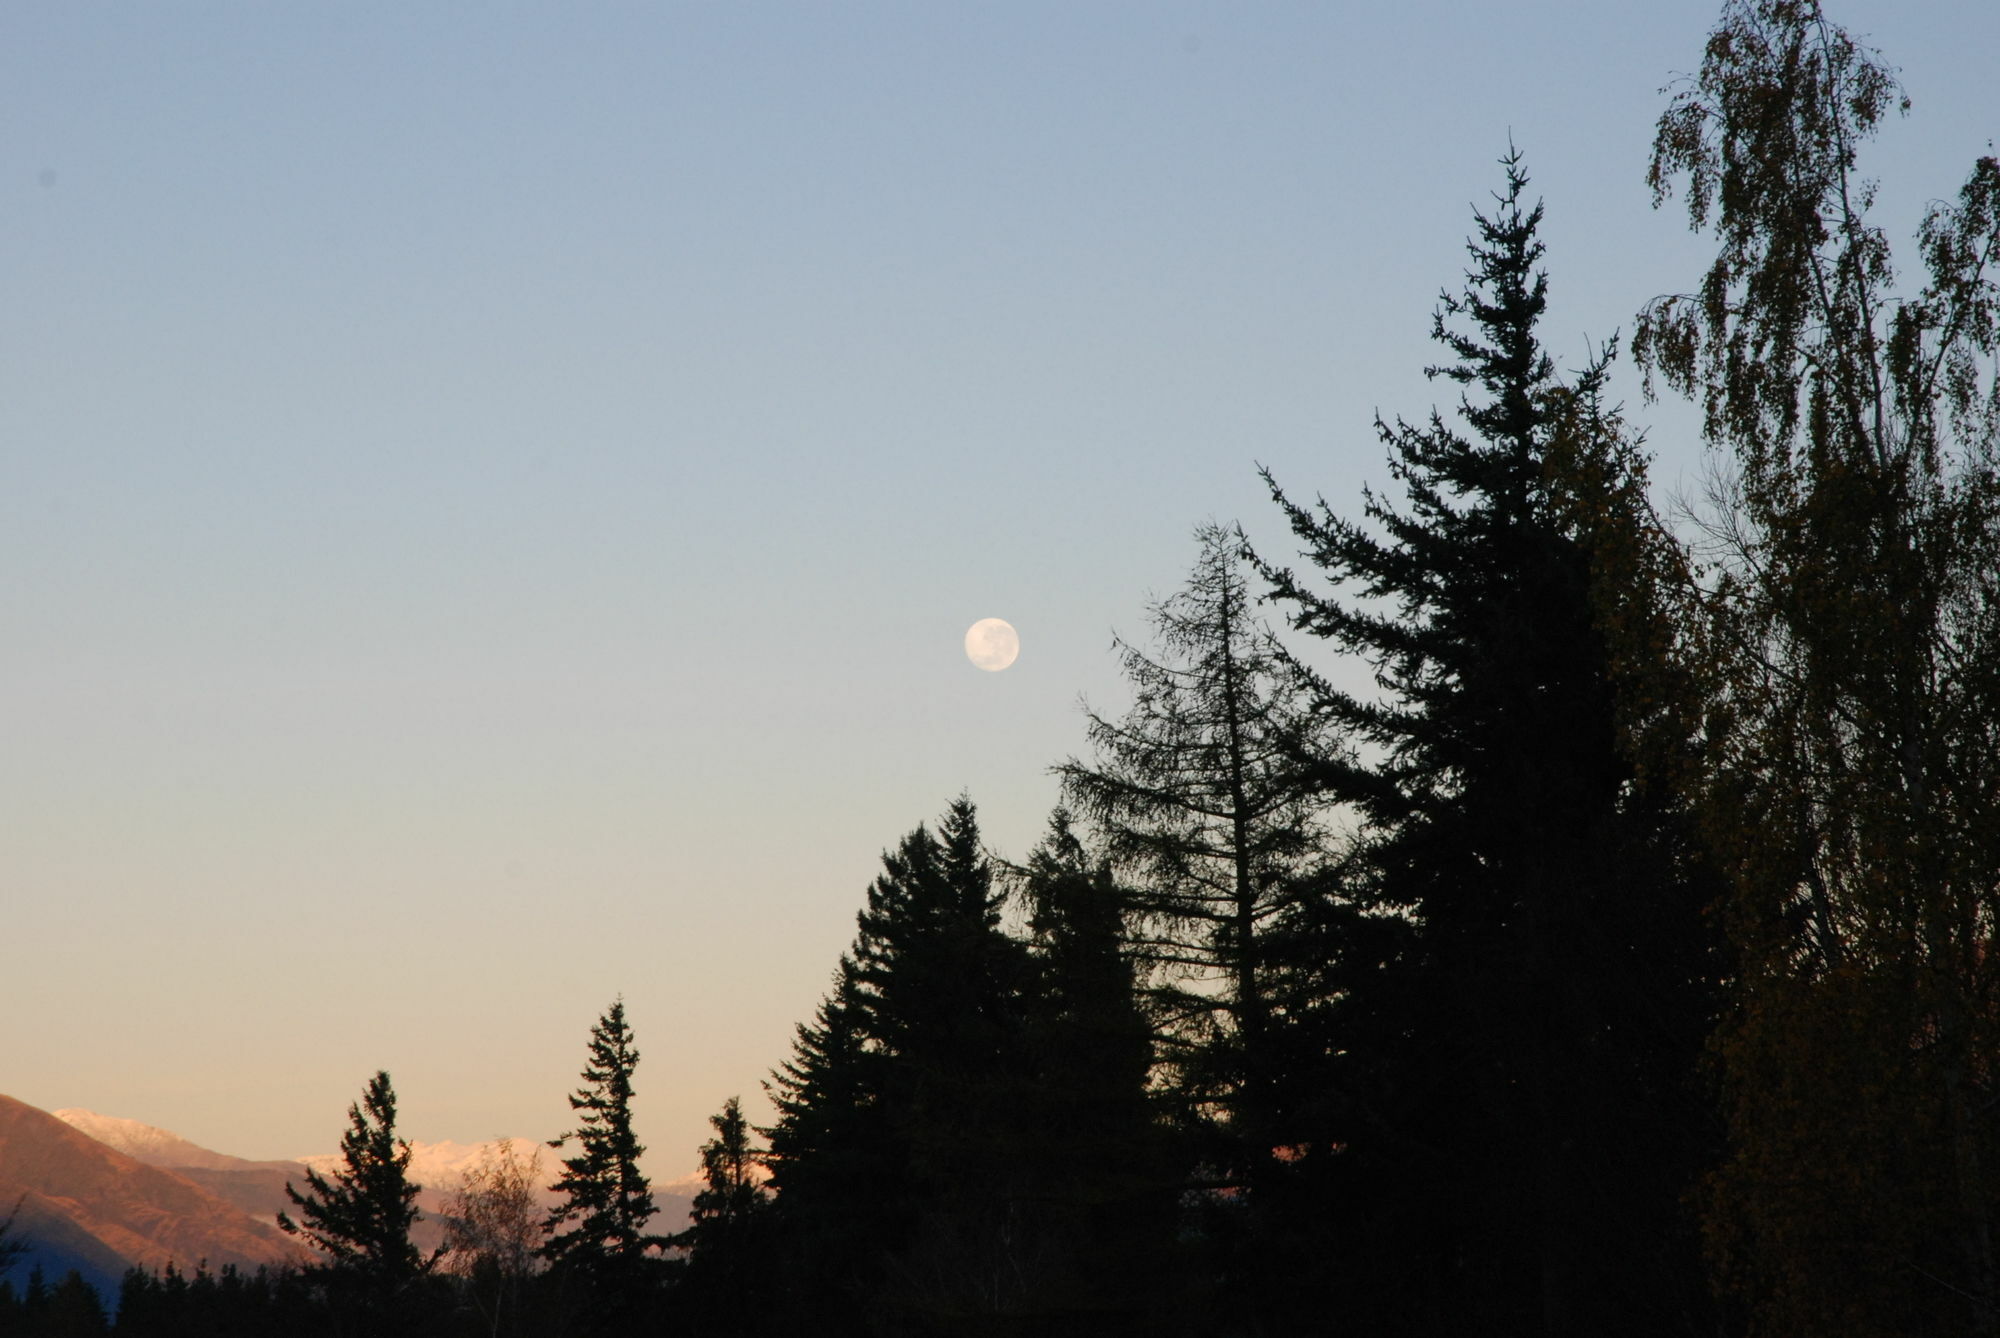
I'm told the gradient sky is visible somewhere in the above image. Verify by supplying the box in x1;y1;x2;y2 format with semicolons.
6;2;1996;1170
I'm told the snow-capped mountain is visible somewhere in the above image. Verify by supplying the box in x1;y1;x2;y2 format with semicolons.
53;1108;298;1173
1;1096;301;1299
50;1108;703;1241
11;1099;707;1306
297;1136;558;1199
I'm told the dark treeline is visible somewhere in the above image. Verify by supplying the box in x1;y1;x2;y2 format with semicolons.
12;2;1998;1335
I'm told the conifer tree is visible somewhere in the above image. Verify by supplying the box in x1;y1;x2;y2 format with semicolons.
761;956;884;1336
1057;522;1331;1187
542;998;662;1327
668;1097;772;1334
1010;809;1172;1327
1257;152;1720;1334
762;796;1033;1332
1057;527;1347;1333
681;1096;767;1243
763;963;881;1218
1018;810;1155;1173
279;1071;431;1300
43;1270;109;1337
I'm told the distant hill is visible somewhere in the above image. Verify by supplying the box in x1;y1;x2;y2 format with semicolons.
47;1107;703;1257
51;1108;311;1230
52;1109;301;1175
0;1095;301;1298
298;1136;561;1216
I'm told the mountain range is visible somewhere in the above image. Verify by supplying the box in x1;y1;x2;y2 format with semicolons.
1;1095;700;1300
0;1096;300;1298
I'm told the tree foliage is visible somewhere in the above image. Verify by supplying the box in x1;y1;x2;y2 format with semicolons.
682;1097;767;1245
762;796;1171;1331
279;1071;432;1303
1637;2;2000;1331
1257;150;1722;1335
1057;520;1332;1180
1007;809;1173;1330
542;999;663;1330
763;797;1032;1332
443;1142;544;1338
667;1097;773;1336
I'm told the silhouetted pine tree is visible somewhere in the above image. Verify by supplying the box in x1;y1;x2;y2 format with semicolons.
871;798;1039;1327
279;1071;437;1331
1007;809;1174;1332
542;999;664;1334
36;1270;108;1337
1057;522;1334;1188
761;957;885;1336
666;1096;773;1335
762;796;1035;1334
1256;151;1720;1335
1055;522;1346;1334
114;1263;338;1338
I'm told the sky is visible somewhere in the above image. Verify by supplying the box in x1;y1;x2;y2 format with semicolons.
6;2;1997;1170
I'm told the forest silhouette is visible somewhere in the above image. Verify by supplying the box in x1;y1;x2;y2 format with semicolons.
7;2;2000;1334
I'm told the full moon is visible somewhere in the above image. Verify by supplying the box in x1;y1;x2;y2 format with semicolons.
964;617;1020;672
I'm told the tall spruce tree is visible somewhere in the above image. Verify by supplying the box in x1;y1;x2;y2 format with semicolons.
542;998;662;1329
678;1096;768;1251
1256;152;1720;1335
762;796;1034;1333
279;1071;433;1323
668;1097;773;1336
761;955;884;1336
1638;3;2000;1330
1008;809;1172;1330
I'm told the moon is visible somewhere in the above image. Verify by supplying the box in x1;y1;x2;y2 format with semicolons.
964;617;1020;672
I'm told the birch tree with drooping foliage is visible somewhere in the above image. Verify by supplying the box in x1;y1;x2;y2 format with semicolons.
1637;2;2000;1330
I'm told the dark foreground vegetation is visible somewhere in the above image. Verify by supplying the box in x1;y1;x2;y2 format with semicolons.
6;2;1997;1334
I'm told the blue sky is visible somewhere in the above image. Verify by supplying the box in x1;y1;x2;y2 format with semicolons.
6;2;1995;1167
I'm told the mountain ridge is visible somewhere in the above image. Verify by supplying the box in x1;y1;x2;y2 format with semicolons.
52;1109;301;1175
41;1103;703;1262
0;1095;302;1296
